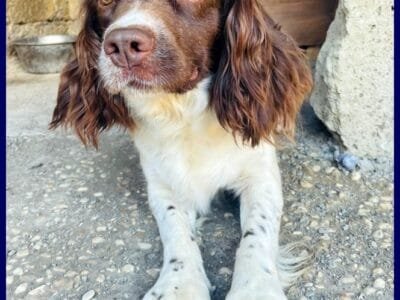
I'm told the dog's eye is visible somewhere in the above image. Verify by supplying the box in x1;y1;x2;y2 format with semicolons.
100;0;114;6
168;0;180;11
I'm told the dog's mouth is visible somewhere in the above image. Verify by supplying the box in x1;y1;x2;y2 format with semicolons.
127;67;201;93
100;48;204;94
128;77;158;90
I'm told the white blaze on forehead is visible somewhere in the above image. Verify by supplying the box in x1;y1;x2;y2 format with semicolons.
104;9;166;37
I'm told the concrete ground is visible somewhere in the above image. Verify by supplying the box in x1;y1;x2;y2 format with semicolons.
7;57;393;300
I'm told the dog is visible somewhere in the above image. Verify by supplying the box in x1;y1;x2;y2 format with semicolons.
50;0;313;299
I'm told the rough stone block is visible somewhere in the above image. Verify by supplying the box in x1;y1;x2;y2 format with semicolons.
7;0;69;24
68;0;82;20
309;0;393;159
7;21;73;42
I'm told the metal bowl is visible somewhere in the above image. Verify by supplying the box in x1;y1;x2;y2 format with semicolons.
12;35;77;74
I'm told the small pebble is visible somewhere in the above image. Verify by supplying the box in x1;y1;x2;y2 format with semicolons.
358;207;369;216
64;271;78;278
325;167;336;174
82;290;96;300
146;268;160;278
373;230;384;240
224;213;234;219
16;248;29;258
6;276;14;285
15;283;28;295
96;226;107;232
364;287;376;295
351;172;362;181
13;267;24;276
337;153;359;171
122;264;135;273
379;203;392;210
304;282;313;287
32;235;42;243
340;276;356;284
300;180;313;189
115;239;125;246
369;196;379;204
373;278;386;289
312;165;321;172
53;267;66;273
138;243;152;250
96;274;105;283
218;267;233;276
28;284;48;296
372;268;385;277
92;237;105;244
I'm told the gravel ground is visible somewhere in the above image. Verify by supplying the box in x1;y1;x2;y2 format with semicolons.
6;58;394;300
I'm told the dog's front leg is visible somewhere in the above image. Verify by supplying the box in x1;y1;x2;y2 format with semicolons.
143;181;210;300
227;158;287;300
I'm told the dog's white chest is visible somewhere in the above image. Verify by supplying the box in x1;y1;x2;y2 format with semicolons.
132;110;243;198
124;79;276;211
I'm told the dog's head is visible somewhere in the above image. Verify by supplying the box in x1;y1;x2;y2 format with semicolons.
50;0;313;147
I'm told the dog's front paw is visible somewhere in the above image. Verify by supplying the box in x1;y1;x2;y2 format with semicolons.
143;270;210;300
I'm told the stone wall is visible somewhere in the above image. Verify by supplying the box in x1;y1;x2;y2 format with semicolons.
7;0;81;43
309;0;393;159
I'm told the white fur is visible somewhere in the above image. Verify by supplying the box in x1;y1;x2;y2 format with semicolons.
120;78;308;300
104;8;166;37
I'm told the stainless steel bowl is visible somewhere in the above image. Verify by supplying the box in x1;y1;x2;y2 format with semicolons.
13;35;77;74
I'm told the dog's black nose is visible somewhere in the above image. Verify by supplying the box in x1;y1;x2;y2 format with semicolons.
104;27;155;69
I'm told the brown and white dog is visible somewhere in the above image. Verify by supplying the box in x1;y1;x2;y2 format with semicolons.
50;0;313;299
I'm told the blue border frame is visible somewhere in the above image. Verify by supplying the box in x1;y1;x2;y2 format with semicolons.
394;1;399;298
1;0;6;296
0;1;397;299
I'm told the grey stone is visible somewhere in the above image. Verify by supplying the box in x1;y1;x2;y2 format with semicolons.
27;284;48;296
218;267;233;276
13;267;24;276
15;282;28;295
121;264;135;273
309;0;393;159
373;278;386;289
336;153;359;171
82;290;96;300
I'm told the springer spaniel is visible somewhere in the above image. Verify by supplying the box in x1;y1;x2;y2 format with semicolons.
50;0;313;299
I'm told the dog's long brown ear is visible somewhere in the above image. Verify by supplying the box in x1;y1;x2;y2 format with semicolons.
49;0;134;148
211;0;313;147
